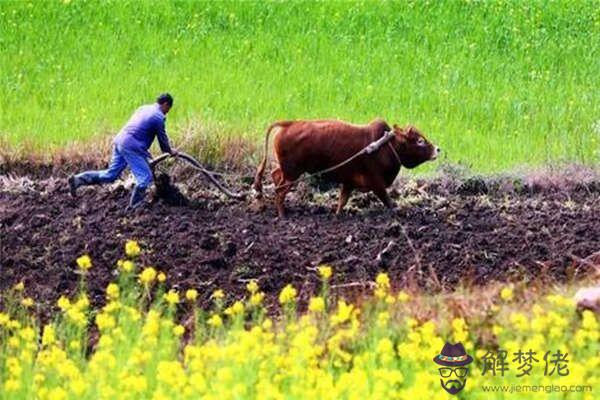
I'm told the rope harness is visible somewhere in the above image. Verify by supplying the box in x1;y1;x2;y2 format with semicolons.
149;130;401;199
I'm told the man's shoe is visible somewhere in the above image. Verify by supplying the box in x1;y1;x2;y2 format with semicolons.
68;175;80;197
127;186;147;210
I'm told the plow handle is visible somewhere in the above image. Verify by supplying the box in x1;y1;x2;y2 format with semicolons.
150;152;246;200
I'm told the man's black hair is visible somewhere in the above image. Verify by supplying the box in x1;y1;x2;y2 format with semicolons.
157;93;174;107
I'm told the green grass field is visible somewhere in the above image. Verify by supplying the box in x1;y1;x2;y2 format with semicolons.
1;0;599;172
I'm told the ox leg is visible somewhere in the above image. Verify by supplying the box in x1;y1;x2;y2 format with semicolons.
373;186;395;209
336;184;353;214
272;167;291;218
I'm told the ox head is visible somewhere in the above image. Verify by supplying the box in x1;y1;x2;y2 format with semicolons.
393;124;440;169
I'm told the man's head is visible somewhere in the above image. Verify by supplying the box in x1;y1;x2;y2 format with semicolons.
157;93;174;114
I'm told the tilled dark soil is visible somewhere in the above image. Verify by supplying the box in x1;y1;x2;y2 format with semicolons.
1;172;599;312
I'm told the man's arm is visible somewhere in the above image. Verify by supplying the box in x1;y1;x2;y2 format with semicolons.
156;118;176;155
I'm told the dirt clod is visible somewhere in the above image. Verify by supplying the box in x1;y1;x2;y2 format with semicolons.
153;173;189;206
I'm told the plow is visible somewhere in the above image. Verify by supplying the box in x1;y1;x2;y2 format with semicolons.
148;129;400;203
150;152;247;200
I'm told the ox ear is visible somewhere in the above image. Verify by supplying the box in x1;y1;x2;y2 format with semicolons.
404;125;417;136
393;124;407;136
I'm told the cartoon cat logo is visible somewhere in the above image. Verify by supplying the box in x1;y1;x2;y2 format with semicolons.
433;342;473;395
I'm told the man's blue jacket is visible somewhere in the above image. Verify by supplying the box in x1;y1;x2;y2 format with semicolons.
114;103;172;157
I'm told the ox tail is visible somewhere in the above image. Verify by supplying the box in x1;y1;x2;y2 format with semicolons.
252;120;294;198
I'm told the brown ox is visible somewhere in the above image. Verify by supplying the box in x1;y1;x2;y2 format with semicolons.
253;119;440;217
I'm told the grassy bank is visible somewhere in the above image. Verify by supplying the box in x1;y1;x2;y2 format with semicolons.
1;0;599;171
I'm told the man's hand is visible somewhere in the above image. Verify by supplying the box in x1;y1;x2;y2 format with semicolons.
169;149;179;157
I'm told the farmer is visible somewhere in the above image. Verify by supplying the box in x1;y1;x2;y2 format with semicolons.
68;93;178;209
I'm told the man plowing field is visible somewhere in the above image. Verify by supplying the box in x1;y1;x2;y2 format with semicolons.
68;93;178;209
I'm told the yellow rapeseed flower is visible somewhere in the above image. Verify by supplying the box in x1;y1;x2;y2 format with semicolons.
173;325;185;336
546;294;573;308
374;287;386;299
57;295;71;311
308;296;325;312
452;317;466;331
397;291;409;303
157;272;167;282
510;312;528;331
575;329;588;348
7;320;21;330
33;374;44;385
225;300;244;316
279;284;297;305
66;308;86;327
75;295;89;310
47;387;67;400
376;272;390;288
20;327;36;342
139;267;157;285
121;260;135;273
122;373;148;393
103;300;121;314
452;317;468;343
70;379;86;396
106;283;119;300
262;318;273;330
246;280;259;294
376;338;394;358
41;325;56;346
14;281;25;291
76;254;92;271
582;310;598;331
531;316;547;332
185;289;198;301
377;311;390;327
492;325;503;336
69;340;81;351
163;289;180;305
211;289;225;299
318;265;333;280
96;313;116;331
8;337;19;348
406;317;418;329
21;297;34;308
125;240;141;257
331;300;355;325
500;287;514;301
207;314;223;328
4;379;20;392
250;291;265;306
